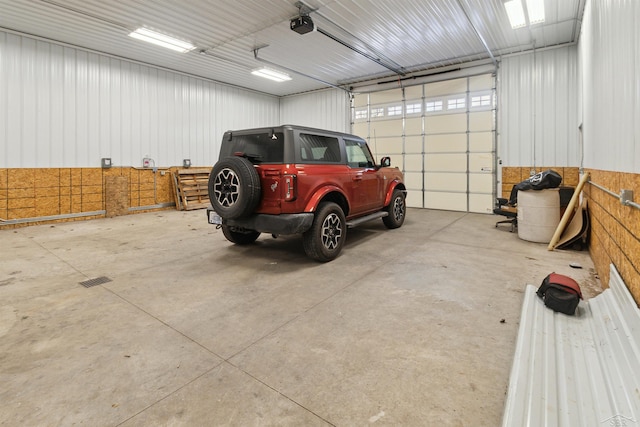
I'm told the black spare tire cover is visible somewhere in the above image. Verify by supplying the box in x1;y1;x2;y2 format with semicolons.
208;156;261;219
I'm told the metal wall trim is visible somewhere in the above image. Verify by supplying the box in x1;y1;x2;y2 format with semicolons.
0;210;106;225
128;203;175;211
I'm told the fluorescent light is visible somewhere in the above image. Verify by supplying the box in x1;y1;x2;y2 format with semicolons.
129;27;195;53
504;0;526;29
251;67;292;82
525;0;545;24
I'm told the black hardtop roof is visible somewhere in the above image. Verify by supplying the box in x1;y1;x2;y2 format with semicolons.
222;125;365;141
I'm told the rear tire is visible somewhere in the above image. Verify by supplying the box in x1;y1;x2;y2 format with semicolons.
303;202;346;262
382;189;406;229
221;225;260;245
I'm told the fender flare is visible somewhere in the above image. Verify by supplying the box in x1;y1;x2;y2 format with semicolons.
304;185;349;213
384;180;406;206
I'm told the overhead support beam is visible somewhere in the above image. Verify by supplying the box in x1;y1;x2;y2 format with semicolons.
571;0;587;42
455;0;498;68
350;61;497;94
314;27;406;76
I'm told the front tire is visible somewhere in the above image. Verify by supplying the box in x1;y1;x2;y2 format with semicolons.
303;202;346;262
382;189;406;229
221;225;260;245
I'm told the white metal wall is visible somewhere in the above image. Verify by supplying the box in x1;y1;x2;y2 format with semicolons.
0;31;280;168
579;0;640;173
498;45;580;168
279;88;350;133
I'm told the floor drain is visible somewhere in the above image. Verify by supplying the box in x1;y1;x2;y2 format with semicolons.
79;276;112;288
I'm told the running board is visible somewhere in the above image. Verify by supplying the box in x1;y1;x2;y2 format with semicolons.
346;211;388;228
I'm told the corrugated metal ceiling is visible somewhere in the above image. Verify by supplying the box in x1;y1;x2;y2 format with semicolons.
0;0;585;96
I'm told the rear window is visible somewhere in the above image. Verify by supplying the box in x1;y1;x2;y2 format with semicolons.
228;132;284;163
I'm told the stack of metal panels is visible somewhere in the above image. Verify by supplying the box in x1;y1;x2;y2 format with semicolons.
502;264;640;426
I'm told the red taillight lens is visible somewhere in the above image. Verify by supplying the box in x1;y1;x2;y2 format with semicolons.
283;174;297;201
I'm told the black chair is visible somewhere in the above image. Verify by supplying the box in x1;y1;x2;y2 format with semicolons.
493;198;517;232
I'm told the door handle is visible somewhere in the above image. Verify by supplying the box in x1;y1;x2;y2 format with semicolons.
352;174;363;181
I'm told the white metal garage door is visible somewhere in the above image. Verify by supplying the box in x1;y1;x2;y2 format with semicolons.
352;74;495;213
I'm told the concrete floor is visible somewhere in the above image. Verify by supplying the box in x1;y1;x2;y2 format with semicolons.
0;208;601;426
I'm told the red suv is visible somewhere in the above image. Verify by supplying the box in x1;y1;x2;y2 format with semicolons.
207;125;406;261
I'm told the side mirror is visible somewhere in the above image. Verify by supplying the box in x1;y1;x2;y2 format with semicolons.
380;156;391;167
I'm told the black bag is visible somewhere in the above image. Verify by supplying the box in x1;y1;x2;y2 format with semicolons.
509;169;563;205
536;273;583;315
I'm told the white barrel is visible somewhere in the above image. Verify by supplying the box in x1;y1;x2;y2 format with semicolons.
517;189;560;243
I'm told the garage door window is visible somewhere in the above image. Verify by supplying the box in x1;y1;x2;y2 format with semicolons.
406;103;422;115
371;107;385;118
447;97;466;110
426;100;443;112
471;92;493;109
387;105;402;116
355;109;368;120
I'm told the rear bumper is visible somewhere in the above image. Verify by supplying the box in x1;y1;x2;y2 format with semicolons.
207;207;314;235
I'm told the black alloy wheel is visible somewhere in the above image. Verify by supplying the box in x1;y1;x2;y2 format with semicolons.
382;189;406;229
303;202;346;262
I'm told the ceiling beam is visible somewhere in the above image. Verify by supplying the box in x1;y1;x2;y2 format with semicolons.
456;0;498;68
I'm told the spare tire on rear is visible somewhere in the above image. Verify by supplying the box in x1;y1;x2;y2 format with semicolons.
208;156;261;219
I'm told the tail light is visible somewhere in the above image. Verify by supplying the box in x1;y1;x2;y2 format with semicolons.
283;174;297;201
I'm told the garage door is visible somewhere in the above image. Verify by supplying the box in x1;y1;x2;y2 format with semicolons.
352;74;495;213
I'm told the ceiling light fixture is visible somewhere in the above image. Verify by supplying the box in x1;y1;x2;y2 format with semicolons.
504;0;526;28
525;0;546;25
251;67;292;82
129;27;195;53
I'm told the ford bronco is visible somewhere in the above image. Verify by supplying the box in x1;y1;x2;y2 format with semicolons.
207;125;406;262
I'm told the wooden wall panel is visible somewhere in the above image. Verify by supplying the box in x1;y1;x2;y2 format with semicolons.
584;169;640;304
500;166;580;199
0;167;188;228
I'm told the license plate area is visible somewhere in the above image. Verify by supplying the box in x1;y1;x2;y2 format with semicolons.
208;210;222;225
